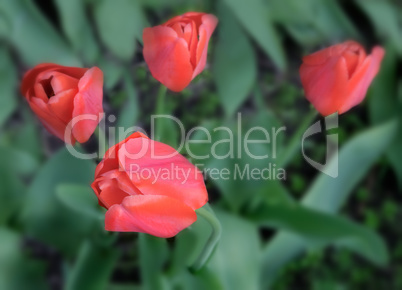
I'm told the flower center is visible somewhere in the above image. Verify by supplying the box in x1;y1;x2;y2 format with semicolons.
40;76;55;98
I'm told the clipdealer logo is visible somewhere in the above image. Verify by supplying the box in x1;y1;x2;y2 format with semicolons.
302;113;338;178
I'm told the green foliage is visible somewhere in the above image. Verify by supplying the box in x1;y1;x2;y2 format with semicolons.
56;184;104;220
139;234;169;290
93;0;146;60
0;47;17;127
0;228;47;290
302;120;396;213
20;148;96;256
187;110;284;212
0;0;400;288
0;145;39;224
214;2;257;117
251;203;388;264
222;0;286;70
54;0;99;63
268;0;359;47
368;44;402;189
0;0;80;65
356;0;402;55
116;74;140;136
65;240;119;290
261;120;397;287
207;210;261;290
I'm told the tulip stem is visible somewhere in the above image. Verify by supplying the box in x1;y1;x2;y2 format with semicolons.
94;126;107;159
155;85;168;141
190;206;222;272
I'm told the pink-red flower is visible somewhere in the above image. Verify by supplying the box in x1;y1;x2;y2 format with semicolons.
143;12;218;92
21;63;103;144
91;132;208;238
300;41;385;116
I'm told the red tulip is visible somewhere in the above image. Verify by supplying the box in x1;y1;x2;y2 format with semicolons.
91;132;208;238
300;41;385;116
143;12;218;92
21;63;103;144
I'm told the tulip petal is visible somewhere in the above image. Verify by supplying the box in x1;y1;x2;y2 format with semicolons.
339;46;385;114
100;169;142;196
300;55;349;116
169;22;184;37
50;73;80;95
181;12;204;26
302;47;333;66
105;195;197;238
118;137;208;210
343;50;360;77
21;63;60;96
53;67;88;79
183;22;194;47
72;67;104;143
33;83;50;103
192;14;218;79
98;182;130;209
143;26;193;92
29;97;75;144
186;21;198;67
48;88;77;124
94;132;149;178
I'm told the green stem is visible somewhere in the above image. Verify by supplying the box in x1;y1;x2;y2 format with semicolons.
276;108;318;168
155;85;168;141
190;206;222;272
74;142;85;152
94;126;106;159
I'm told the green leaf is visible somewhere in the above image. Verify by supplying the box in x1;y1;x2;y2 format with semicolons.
94;0;146;60
0;0;80;65
139;233;169;290
0;228;47;290
268;0;358;47
0;46;17;127
117;74;140;133
138;0;195;10
386;117;402;190
207;210;261;290
169;268;224;290
0;146;39;224
108;285;142;290
222;0;286;70
98;57;124;90
250;203;388;265
0;167;24;224
56;184;103;220
302;119;397;212
20;148;97;256
261;120;397;288
0;145;39;175
356;0;402;55
246;179;295;215
65;240;119;290
368;44;399;123
214;112;284;211
171;210;212;271
11;111;43;160
170;207;223;290
368;44;402;189
54;0;99;63
276;109;318;168
214;2;257;117
186;111;286;212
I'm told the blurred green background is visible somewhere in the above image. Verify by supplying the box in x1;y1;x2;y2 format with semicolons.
0;0;402;289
